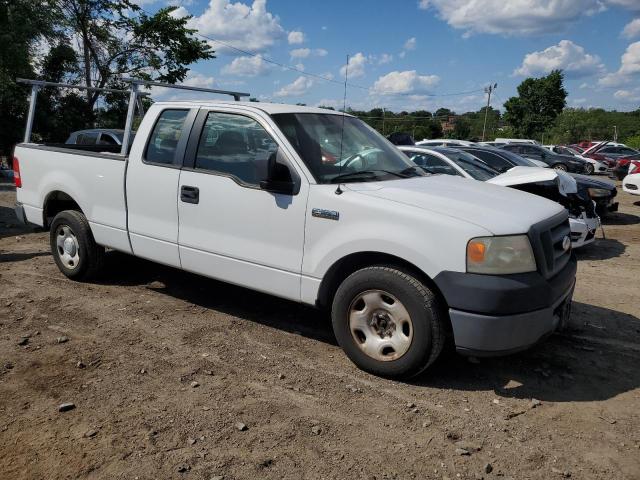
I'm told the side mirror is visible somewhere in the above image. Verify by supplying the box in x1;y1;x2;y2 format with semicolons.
260;147;299;195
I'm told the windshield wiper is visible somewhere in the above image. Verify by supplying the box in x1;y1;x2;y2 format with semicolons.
399;166;424;177
330;169;407;183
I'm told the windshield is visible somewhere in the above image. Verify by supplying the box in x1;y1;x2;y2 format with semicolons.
435;148;500;181
271;113;423;183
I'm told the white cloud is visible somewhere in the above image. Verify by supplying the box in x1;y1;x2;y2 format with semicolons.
371;70;440;95
340;52;367;78
513;40;604;78
274;76;314;97
599;41;640;86
185;0;285;53
287;30;305;44
614;88;640;102
404;37;417;50
420;0;606;36
608;0;640;10
294;63;305;71
378;53;393;65
182;72;216;88
289;48;327;59
290;48;310;58
619;41;640;75
622;19;640;39
221;55;270;76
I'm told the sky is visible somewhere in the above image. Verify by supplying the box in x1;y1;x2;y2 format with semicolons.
139;0;640;113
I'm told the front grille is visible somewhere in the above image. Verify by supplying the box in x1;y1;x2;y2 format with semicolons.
528;211;572;279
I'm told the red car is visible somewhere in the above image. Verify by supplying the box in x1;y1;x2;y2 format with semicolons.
613;154;640;180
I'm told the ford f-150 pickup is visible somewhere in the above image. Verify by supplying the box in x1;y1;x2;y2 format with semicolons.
13;97;576;378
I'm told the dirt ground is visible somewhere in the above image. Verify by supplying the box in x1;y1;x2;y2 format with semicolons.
0;177;639;480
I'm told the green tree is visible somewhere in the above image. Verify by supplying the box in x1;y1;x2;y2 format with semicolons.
451;117;471;139
504;70;567;139
0;0;58;157
58;0;215;107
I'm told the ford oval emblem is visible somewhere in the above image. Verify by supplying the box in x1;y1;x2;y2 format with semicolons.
562;235;571;251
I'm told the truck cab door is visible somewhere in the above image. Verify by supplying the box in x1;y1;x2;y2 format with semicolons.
126;107;197;267
177;108;308;301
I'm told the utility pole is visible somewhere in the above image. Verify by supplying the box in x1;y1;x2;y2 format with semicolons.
482;83;497;142
382;108;386;135
613;125;618;142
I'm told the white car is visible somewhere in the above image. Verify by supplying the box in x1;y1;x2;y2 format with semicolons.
399;146;600;248
622;173;640;195
416;138;476;147
13;82;577;378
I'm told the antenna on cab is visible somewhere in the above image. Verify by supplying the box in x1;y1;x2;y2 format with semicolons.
335;54;349;195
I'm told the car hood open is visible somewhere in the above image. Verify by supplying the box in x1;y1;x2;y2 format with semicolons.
346;175;565;236
487;166;577;196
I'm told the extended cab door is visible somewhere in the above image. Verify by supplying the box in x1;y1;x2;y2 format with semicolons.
177;108;308;301
126;107;197;267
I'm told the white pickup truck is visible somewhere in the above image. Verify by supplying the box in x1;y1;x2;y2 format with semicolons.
13;99;576;378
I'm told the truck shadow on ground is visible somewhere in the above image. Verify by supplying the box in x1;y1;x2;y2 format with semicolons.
101;251;336;346
0;205;38;241
574;238;625;260
602;210;640;225
412;301;640;403
99;251;640;403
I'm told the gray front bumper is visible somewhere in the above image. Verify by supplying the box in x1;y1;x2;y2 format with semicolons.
14;202;27;224
451;281;575;357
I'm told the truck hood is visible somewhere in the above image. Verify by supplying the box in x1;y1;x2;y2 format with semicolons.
487;166;577;196
346;175;565;236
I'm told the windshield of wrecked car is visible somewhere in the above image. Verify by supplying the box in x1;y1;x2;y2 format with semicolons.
437;149;499;181
271;113;424;183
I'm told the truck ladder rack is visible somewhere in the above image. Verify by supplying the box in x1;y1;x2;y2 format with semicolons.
16;77;251;155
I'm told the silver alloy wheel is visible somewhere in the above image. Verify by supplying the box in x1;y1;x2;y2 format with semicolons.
554;164;568;171
55;225;80;270
585;163;594;174
348;289;413;361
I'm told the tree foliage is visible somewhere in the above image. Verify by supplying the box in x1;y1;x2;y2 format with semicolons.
0;0;58;156
58;0;214;106
504;70;567;139
0;0;214;153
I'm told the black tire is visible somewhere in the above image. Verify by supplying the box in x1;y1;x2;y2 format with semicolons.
584;163;595;175
552;163;568;171
331;266;445;379
49;210;105;280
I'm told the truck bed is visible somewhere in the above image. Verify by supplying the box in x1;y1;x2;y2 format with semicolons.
14;143;132;253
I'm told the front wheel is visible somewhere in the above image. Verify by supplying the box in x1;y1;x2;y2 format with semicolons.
50;210;105;280
331;266;445;379
552;163;568;172
584;163;595;175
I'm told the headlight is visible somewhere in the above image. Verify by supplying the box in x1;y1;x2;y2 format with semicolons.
467;235;536;274
587;187;610;198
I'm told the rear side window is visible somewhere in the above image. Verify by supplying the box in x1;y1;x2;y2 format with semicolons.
98;133;118;145
145;110;189;165
76;132;98;145
194;112;278;186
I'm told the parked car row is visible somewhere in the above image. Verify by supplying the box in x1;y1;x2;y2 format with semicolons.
397;144;613;249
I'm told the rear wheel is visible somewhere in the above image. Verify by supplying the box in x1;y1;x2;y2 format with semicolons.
50;210;104;280
331;266;445;379
552;163;568;172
